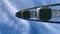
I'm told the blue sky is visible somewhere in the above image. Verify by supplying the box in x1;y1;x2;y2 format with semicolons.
0;0;60;34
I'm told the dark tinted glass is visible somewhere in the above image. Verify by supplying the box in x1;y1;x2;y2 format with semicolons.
39;7;52;21
16;11;22;18
23;10;31;19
